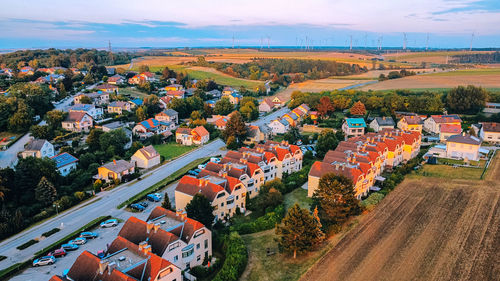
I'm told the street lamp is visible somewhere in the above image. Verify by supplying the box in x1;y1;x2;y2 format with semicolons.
53;204;59;216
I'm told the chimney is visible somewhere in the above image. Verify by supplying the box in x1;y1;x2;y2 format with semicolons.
113;159;116;165
107;262;117;275
99;260;109;275
146;222;154;234
154;223;161;233
334;163;340;170
382;116;386;120
176;209;182;217
139;241;148;251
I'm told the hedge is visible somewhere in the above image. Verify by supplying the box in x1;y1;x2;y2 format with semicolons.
212;232;248;281
16;239;39;250
41;227;60;238
0;255;6;261
361;192;385;211
230;204;285;234
117;157;213;209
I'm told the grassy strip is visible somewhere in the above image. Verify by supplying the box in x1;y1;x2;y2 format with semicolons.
41;228;60;238
116;157;213;209
0;216;110;280
16;239;39;250
34;215;111;257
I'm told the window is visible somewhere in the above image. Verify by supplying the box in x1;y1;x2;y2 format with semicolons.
204;239;208;249
194;229;205;238
182;248;194;258
197;255;201;261
197;243;200;249
221;202;224;207
174;255;178;262
236;195;239;200
216;192;225;199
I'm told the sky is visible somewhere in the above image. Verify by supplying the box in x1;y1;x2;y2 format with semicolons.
0;0;500;49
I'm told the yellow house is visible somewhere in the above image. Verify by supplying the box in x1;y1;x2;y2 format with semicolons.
97;159;135;182
164;84;183;91
131;145;160;169
446;134;481;161
397;115;423;133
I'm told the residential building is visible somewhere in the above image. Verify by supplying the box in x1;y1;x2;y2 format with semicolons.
51;152;78;176
140;72;157;82
269;119;290;135
424;115;462;134
439;124;462;142
159;96;173;108
101;121;133;149
175;126;210;146
483;102;500;114
446;134;482;161
21;139;54;159
155;109;179;124
222;86;236;96
128;74;144;85
107;74;125;85
19;66;34;76
62;112;93;132
133;118;175;139
282;112;299;127
369;116;395;132
97;159;135;182
245;125;271;144
206;89;221;99
175;174;247;220
479;122;500;144
342;118;366;138
227;92;242;105
258;98;274;113
74;92;110;105
165;84;183;91
68;104;104;120
165;90;185;99
108;101;131;114
128;98;143;108
397;115;423;133
95;83;119;94
131;145;161;169
271;96;285;107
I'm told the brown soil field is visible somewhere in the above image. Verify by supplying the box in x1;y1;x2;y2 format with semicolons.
360;71;500;90
340;68;444;79
274;78;369;101
300;154;500;281
382;51;495;64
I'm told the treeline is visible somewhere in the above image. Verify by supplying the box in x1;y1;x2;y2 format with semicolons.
193;57;367;86
451;51;500;64
0;48;135;70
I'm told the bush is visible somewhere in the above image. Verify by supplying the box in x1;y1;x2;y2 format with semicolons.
230;204;285;234
212;232;248;281
361;192;385;211
16;239;38;250
41;228;60;238
190;258;222;280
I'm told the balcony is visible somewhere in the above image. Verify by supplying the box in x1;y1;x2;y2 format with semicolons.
226;195;235;209
181;244;195;263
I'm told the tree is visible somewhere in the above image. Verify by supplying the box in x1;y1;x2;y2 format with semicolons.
46;110;67;129
0;168;14;202
215;97;234;115
136;106;147;121
162;195;172;210
226;136;238;150
239;102;259;121
86;129;104;151
185;193;215;228
79;95;92;104
8;100;34;132
83;73;94;85
311;173;361;228
446;85;488;114
350;101;366;116
222;111;247;144
138;65;150;73
283;126;301;144
30;125;54;140
275;203;325;258
35;176;58;206
316;130;338;158
317;96;334;117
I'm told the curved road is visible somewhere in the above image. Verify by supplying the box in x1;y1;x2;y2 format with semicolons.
0;139;225;269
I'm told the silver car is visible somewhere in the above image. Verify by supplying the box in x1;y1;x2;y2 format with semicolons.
69;237;87;245
33;256;56;267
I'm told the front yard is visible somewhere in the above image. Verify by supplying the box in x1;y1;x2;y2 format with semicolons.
153;142;196;161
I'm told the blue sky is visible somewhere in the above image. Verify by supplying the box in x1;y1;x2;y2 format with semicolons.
0;0;499;49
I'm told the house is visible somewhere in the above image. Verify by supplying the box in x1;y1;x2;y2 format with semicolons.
258;98;274;113
107;74;125;85
97;159;135;182
133;118;175;139
222;86;236;96
185;88;196;97
269;119;290;135
155;109;179;124
117;206;212;270
165;84;183;91
369;117;395;132
206;89;221;99
439;124;462;142
62;112;93;132
424;115;462;134
68;104;104;120
342;118;366;138
34;74;64;84
282;112;299;127
48;241;182;281
128;98;143;108
21;139;54;159
175;175;247;220
207;115;229;130
108;101;131;114
483;102;500;114
397;115;423;133
479;122;500;144
74;92;110;105
95;83;119;94
206;99;217;108
19;66;34;76
165;90;185;99
272;96;285;107
51;152;78;176
175;126;210;146
159;96;173;108
131;145;161;169
101;121;133;149
446;134;482;161
140;72;157;82
227;92;242;105
128;74;144;85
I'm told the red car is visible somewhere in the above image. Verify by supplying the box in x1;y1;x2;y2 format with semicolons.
48;248;67;258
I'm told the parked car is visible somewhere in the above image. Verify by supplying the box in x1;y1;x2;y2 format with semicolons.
138;202;149;208
61;243;79;251
79;232;98;239
187;170;198;176
194;168;201;173
33;256;56;267
130;203;146;211
69;237;87;245
100;219;119;228
210;157;221;163
146;194;161;202
49;249;67;258
198;164;206;170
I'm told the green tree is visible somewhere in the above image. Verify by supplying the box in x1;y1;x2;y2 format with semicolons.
316;130;338;158
239;102;259;121
136;106;147;121
446;85;488;114
275;203;325;258
79;95;92;104
8;100;34;132
46;110;67;129
222;111;247;144
185;193;215;228
215;97;234;115
30;125;54;140
162;195;172;210
83;73;94;85
138;65;150;73
86;129;104;151
35;176;58;206
311;173;361;228
283;126;301;144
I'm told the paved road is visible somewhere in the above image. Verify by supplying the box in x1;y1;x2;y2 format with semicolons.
0;139;225;270
251;107;290;127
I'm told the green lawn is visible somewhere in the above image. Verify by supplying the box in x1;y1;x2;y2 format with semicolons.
184;69;263;89
411;164;484;180
153;143;196;160
284;188;312;211
119;87;150;99
427;68;500;76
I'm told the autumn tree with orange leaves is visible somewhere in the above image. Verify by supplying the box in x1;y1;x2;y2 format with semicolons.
350;101;366;116
317;96;335;117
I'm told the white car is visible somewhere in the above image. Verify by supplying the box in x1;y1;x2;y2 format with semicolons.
33;256;56;267
153;193;163;199
100;219;119;228
69;237;87;245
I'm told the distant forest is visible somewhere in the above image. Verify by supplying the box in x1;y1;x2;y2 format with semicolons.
193;57;367;85
451;51;500;63
0;49;136;70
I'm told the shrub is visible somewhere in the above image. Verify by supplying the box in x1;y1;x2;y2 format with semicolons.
16;239;38;250
74;191;85;201
41;228;60;238
231;204;285;234
212;232;248;281
361;192;385;211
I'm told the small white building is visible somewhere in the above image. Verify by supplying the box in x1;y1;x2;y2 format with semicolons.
175;126;210;146
131;145;161;169
68;104;104;120
51;152;79;176
269;119;290;135
21;139;55;159
369;117;395;132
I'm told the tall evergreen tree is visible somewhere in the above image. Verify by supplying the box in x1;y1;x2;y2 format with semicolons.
276;203;325;258
162;195;172;211
185;193;215;228
35;176;57;206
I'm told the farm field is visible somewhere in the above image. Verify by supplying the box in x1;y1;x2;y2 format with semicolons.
360;68;500;90
382;50;495;64
119;87;149;99
153;142;196;160
274;78;371;101
300;153;500;281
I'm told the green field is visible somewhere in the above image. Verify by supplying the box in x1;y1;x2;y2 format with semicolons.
119;87;150;99
411;164;484;180
283;188;312;211
153;142;196;160
183;69;263;89
427;68;500;76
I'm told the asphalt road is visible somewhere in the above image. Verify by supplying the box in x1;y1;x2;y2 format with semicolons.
0;139;225;271
251;107;290;127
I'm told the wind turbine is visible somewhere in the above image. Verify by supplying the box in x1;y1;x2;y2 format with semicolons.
469;32;475;51
403;33;407;50
425;33;429;50
349;35;353;50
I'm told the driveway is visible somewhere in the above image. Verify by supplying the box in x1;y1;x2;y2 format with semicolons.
0;139;225;271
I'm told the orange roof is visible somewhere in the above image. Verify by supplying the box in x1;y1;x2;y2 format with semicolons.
440;124;462;134
193;126;209;138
